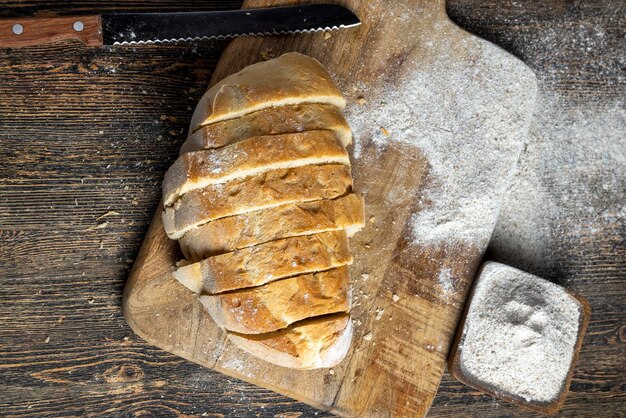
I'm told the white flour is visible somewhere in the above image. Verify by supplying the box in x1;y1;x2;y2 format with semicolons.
460;262;582;403
345;33;536;249
437;267;454;294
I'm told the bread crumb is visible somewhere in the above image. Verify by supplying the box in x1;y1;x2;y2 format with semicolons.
58;316;65;324
189;88;197;93
88;298;95;304
168;130;177;136
160;115;167;121
44;336;50;343
260;49;275;60
357;96;367;105
374;308;384;321
329;369;335;375
361;273;369;281
324;32;332;40
368;216;376;223
392;293;400;302
363;332;373;341
379;127;390;137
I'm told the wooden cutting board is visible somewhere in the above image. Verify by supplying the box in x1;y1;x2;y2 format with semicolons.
123;0;537;416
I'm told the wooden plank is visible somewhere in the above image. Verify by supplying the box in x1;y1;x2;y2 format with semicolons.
123;0;537;416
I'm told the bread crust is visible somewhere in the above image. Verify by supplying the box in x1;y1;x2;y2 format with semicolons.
163;53;360;368
227;314;353;369
180;104;352;155
174;231;352;294
162;164;353;239
190;52;346;131
163;130;349;207
179;194;365;260
199;267;351;334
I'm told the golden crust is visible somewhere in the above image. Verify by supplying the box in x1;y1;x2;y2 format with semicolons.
180;104;352;155
163;130;349;207
190;52;346;131
227;314;352;369
199;267;350;334
179;194;365;260
174;231;352;294
162;164;353;239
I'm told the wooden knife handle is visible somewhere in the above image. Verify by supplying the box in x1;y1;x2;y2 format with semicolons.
0;15;103;48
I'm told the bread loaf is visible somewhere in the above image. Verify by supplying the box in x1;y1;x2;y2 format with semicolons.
164;53;361;369
180;104;351;155
179;194;365;260
228;313;352;369
162;164;353;239
190;52;345;131
174;231;352;294
199;267;350;334
163;130;349;207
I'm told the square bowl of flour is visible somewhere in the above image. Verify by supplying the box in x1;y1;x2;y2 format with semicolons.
448;262;591;415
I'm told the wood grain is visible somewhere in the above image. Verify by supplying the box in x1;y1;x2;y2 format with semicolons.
1;1;624;417
0;14;103;48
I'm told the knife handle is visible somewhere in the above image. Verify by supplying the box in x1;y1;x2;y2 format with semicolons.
0;15;103;48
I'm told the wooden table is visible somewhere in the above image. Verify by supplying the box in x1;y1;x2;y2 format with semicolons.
1;1;623;416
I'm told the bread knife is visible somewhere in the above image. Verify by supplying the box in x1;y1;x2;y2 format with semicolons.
0;4;360;48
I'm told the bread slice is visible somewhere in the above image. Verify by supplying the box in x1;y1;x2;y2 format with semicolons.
174;230;352;294
162;164;352;239
163;130;349;207
228;313;352;369
199;267;350;334
180;104;352;155
190;52;346;131
179;194;365;260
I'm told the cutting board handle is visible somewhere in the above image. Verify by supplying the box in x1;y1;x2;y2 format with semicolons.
0;15;103;48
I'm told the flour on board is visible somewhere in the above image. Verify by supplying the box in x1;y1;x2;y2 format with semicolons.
346;34;537;248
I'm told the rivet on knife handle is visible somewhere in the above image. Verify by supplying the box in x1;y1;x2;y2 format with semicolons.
0;15;103;48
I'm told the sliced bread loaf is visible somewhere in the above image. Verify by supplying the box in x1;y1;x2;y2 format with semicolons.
174;230;352;294
228;313;352;369
180;103;351;154
190;52;345;131
199;267;350;334
179;194;364;260
163;130;349;207
162;164;352;239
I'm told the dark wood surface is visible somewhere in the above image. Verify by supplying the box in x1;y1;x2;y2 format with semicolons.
1;1;623;417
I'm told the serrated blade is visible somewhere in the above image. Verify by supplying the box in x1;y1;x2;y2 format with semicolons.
101;4;360;46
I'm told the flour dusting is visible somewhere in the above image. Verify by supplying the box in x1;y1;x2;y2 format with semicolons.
346;32;536;248
437;267;454;294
